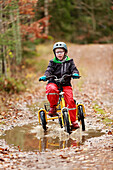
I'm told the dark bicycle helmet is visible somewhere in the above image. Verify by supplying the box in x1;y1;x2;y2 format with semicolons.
53;42;68;52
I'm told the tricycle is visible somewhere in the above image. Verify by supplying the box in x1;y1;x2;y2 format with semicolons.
38;74;85;134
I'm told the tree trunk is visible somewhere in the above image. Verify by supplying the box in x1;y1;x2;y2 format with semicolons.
10;9;20;68
91;1;96;32
0;3;2;75
16;8;22;64
0;0;7;76
2;46;7;76
44;0;49;35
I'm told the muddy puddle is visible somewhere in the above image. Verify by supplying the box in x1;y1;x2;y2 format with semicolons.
0;120;105;152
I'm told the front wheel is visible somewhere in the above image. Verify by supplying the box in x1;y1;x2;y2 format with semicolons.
77;105;85;131
39;110;46;131
59;117;63;128
63;111;71;134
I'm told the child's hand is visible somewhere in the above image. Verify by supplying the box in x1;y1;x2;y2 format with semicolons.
72;73;79;79
39;76;47;81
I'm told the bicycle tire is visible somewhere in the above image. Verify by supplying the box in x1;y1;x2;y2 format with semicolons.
39;110;46;131
78;105;85;131
63;111;71;134
59;117;63;128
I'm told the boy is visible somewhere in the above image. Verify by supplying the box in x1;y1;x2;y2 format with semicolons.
39;42;79;129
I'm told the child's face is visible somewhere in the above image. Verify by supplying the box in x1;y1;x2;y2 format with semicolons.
55;48;66;61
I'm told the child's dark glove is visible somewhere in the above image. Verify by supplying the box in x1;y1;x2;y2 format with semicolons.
39;76;47;81
72;73;79;79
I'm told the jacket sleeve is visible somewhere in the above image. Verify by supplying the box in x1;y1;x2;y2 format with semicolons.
70;59;79;75
44;60;54;77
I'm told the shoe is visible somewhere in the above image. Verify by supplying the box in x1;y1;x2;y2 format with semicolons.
48;107;57;117
71;121;80;129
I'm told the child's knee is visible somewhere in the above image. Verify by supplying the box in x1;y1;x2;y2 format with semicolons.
46;83;58;93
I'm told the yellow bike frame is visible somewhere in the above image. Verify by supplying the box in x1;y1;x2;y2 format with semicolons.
38;92;72;127
38;101;86;126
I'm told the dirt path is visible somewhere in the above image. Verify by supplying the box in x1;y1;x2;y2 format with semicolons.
69;44;113;115
0;44;113;169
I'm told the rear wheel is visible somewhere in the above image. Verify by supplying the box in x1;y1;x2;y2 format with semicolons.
39;110;46;131
78;105;85;131
63;111;71;134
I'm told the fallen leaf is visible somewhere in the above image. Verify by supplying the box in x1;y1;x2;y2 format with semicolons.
60;155;67;159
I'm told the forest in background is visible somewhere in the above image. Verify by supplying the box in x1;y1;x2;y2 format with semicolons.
37;0;113;43
0;0;113;93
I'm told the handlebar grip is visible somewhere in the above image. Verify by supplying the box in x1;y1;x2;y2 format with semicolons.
72;75;81;79
39;78;45;81
77;75;81;78
39;79;42;81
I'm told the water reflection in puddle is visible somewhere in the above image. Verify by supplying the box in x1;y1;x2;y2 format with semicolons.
0;121;105;152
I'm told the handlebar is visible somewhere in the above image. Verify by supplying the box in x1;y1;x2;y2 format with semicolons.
46;75;57;80
39;74;81;83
